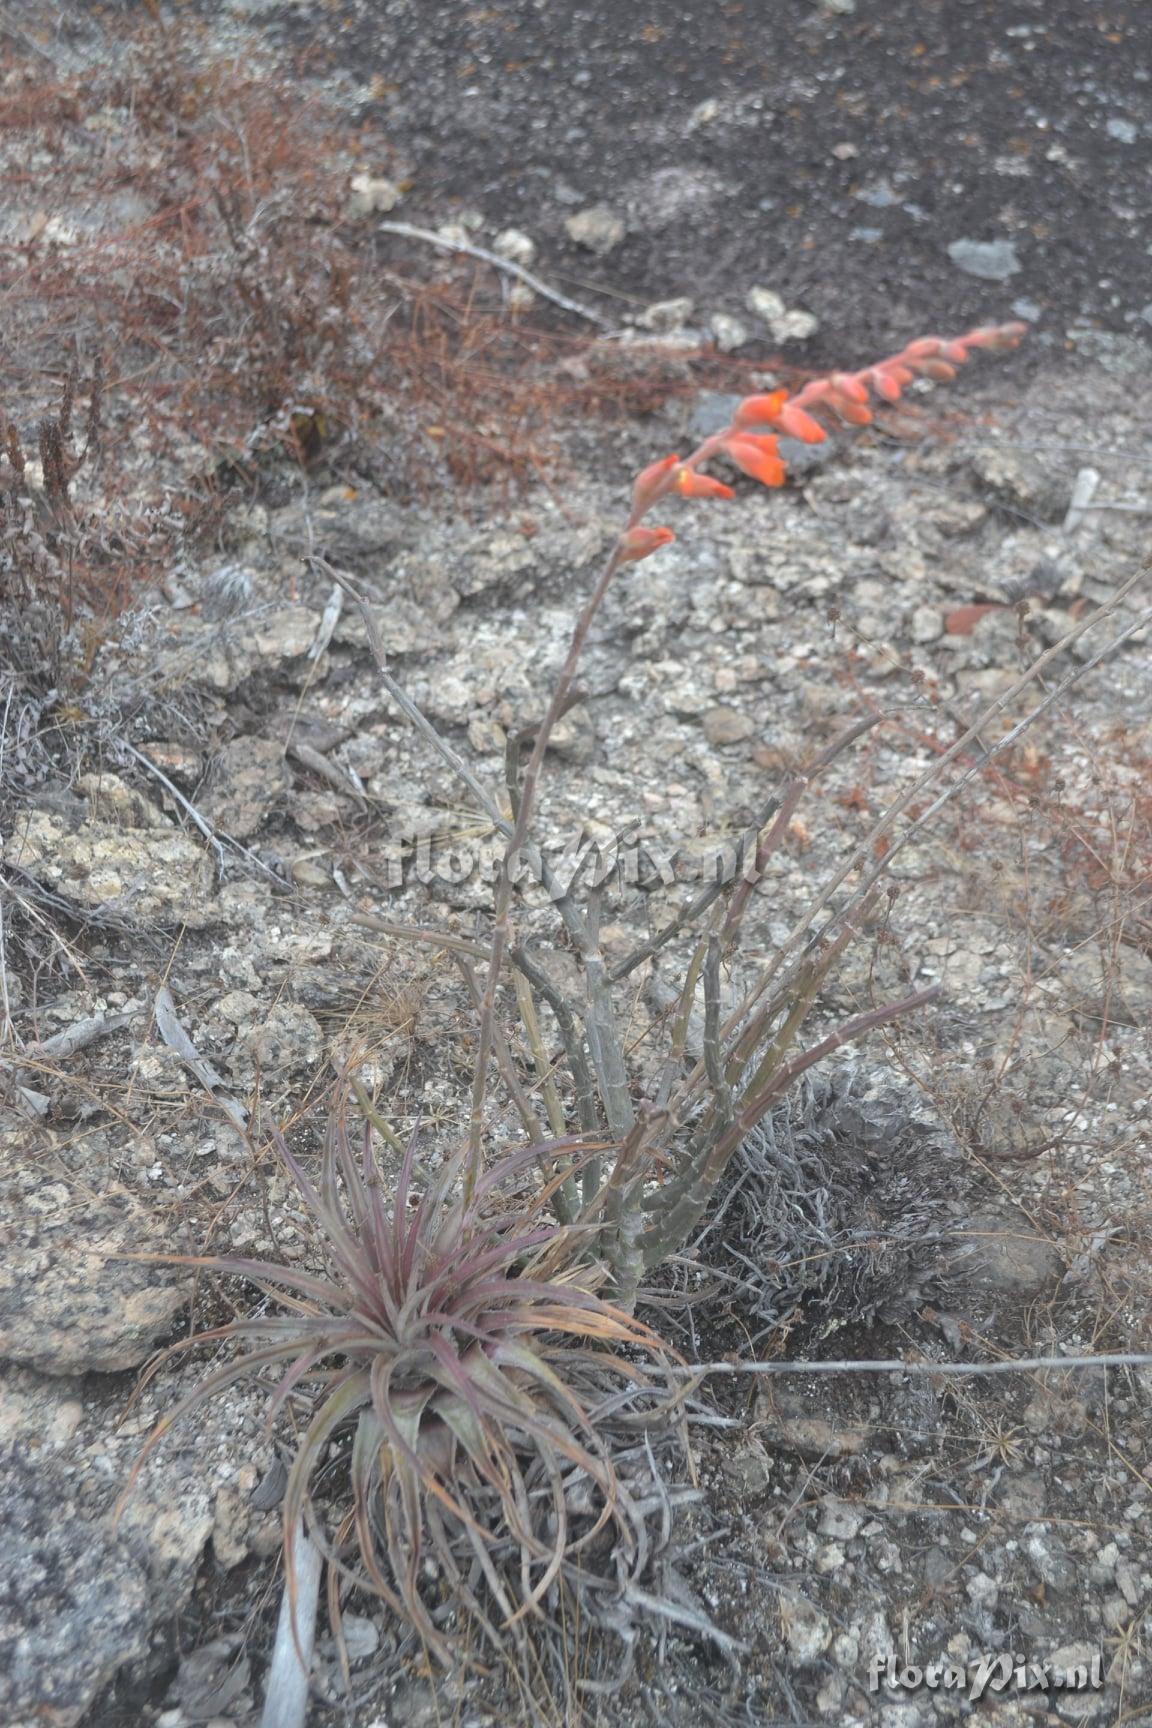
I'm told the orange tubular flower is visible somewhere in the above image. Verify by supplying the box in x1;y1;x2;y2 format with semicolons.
731;432;781;453
673;466;735;500
619;525;675;563
723;436;787;488
774;403;827;443
631;454;679;515
733;389;789;428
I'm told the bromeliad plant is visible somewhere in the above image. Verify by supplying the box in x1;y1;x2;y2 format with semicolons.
124;1107;675;1672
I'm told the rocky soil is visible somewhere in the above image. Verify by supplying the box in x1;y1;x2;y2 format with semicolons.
2;4;1151;1727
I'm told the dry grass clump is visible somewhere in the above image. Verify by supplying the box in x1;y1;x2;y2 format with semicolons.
0;6;704;540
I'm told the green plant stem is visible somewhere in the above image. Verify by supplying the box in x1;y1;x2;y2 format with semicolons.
511;970;578;1224
718;780;806;947
640;983;940;1266
466;537;631;1199
579;881;635;1137
351;1080;406;1158
655;929;711;1108
701;934;732;1138
512;970;567;1139
455;958;547;1149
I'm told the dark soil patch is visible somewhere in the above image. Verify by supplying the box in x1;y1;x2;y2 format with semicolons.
270;0;1151;362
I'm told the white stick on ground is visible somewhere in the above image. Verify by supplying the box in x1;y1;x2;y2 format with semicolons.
1062;465;1101;533
378;219;615;329
260;1521;323;1728
670;1351;1152;1380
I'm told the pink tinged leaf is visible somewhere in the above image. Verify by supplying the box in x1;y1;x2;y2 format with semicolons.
902;337;943;358
263;1343;356;1431
941;340;970;363
281;1371;373;1549
349;1413;416;1626
268;1126;380;1308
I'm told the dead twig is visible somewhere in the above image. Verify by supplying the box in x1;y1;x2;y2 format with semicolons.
316;558;509;833
670;1351;1152;1380
118;739;288;891
349;913;486;958
19;1010;135;1062
153;985;247;1129
378;220;615;330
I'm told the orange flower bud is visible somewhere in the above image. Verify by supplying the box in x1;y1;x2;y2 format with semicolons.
674;466;735;500
869;368;903;403
631;454;679;515
723;437;787;488
830;372;870;404
913;359;957;382
774;404;827;443
733;389;789;428
973;321;1027;351
619;525;675;563
826;394;873;426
